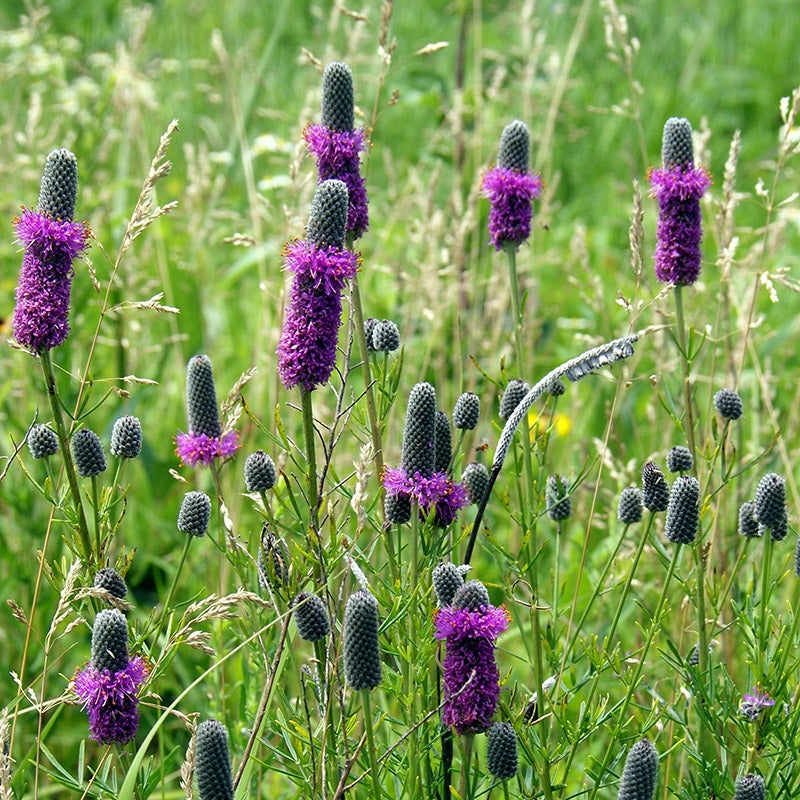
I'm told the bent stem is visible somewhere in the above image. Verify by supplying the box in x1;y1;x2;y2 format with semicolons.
39;350;93;563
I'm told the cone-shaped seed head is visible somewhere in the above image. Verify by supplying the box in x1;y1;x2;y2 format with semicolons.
343;590;382;691
452;579;490;611
486;722;518;780
754;472;787;532
28;424;59;459
110;415;143;458
306;179;349;249
642;462;669;512
244;450;277;492
738;501;761;538
292;592;330;641
617;739;658;800
453;392;480;430
186;355;222;438
666;445;693;473
499;380;530;421
364;317;378;352
434;410;452;473
433;561;466;607
546;474;572;522
498;120;530;173
195;719;234;800
371;319;400;352
400;382;437;478
665;475;699;544
321;61;355;131
178;491;212;536
385;492;412;524
661;117;694;169
548;378;567;396
94;568;128;600
91;608;129;672
713;387;743;421
734;774;766;800
618;487;644;524
462;462;490;506
38;148;78;220
72;428;107;478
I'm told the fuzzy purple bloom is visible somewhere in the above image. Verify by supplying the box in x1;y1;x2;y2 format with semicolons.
434;604;509;734
648;166;710;285
12;209;90;351
304;124;369;239
383;466;468;526
277;239;359;391
73;656;148;745
481;167;542;250
739;687;775;721
175;430;240;468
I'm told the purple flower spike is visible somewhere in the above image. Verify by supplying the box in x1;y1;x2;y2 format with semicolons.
482;168;543;250
277;183;359;392
434;603;509;734
12;210;90;351
383;467;468;526
73;656;148;745
176;430;240;468
305;125;369;240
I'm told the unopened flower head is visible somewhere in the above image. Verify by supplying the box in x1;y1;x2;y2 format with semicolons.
738;501;761;538
194;719;234;800
292;592;330;641
94;568;128;600
257;525;290;592
486;722;518;780
73;608;147;745
734;774;766;800
432;561;468;607
462;462;490;506
110;415;143;459
664;475;699;545
176;355;239;467
72;429;107;478
499;380;530;421
277;181;359;392
434;583;509;734
642;462;669;512
244;450;277;493
434;410;452;473
617;739;658;800
618;487;644;524
754;472;787;540
343;589;382;691
27;424;59;459
453;392;480;430
371;319;400;352
648;118;710;286
304;62;368;239
714;387;743;420
482;120;543;250
546;474;572;522
177;491;212;537
666;445;692;473
12;149;90;352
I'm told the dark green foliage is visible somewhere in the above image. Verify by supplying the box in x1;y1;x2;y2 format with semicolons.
71;428;106;478
38;148;78;220
91;608;129;672
195;719;234;800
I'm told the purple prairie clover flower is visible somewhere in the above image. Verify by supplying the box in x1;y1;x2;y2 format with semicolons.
277;180;359;392
12;209;90;352
304;61;369;239
73;609;148;745
175;354;240;468
739;686;776;721
482;120;543;251
434;602;510;734
648;117;711;286
383;467;468;526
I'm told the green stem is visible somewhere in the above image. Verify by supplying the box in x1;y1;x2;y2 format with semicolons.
758;534;774;671
39;350;93;563
694;540;711;761
459;732;475;800
300;389;320;530
91;476;101;559
148;534;193;645
673;286;697;466
361;690;383;800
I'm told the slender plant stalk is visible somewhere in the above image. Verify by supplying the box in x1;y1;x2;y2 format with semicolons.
39;350;92;562
147;534;193;646
361;690;383;800
300;388;320;530
459;732;475;800
673;286;698;465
